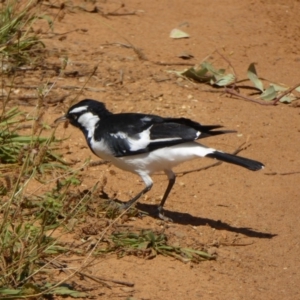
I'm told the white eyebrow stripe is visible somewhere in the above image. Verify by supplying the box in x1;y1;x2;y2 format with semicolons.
69;106;88;113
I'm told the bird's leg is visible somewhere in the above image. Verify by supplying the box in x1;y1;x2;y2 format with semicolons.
122;183;153;209
157;170;176;222
122;174;153;211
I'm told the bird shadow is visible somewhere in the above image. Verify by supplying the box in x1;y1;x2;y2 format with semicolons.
136;203;276;239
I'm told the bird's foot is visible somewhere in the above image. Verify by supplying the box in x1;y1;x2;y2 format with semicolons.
119;202;130;211
119;202;148;218
119;203;172;221
157;206;173;222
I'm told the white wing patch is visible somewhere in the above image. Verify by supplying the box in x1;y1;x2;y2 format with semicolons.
110;132;127;139
110;130;150;151
141;116;153;122
131;126;183;150
110;126;183;152
128;127;152;151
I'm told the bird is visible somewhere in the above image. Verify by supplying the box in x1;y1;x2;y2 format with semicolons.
55;99;264;221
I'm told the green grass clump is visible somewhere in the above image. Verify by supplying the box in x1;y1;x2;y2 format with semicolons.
0;106;68;179
0;104;85;297
109;230;215;263
0;0;51;70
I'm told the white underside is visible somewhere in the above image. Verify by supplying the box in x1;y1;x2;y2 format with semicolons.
90;140;216;186
117;142;214;173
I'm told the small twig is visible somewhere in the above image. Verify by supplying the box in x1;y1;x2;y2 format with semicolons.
132;46;148;61
154;61;195;66
226;81;300;106
47;259;111;288
154;78;171;83
264;171;300;176
209;240;254;247
46;259;134;289
78;271;134;287
177;142;249;176
281;171;300;175
5;84;105;92
101;42;132;48
272;82;300;105
103;2;137;17
119;69;124;85
106;11;137;17
224;87;275;105
46;29;80;37
76;271;112;288
102;41;147;60
60;86;105;92
220;241;254;246
215;49;238;89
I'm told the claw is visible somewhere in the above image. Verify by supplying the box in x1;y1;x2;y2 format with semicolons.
157;206;173;222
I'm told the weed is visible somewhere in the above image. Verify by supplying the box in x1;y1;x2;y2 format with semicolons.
108;230;215;263
0;0;51;71
0;107;68;178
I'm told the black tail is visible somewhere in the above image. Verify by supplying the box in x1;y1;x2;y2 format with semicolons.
206;151;264;171
194;124;236;139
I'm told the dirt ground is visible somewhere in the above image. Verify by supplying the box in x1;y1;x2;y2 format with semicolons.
11;0;300;299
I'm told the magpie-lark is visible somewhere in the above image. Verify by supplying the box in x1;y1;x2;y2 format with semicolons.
55;99;264;221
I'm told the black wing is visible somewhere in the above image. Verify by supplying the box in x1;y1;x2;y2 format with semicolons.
94;113;233;157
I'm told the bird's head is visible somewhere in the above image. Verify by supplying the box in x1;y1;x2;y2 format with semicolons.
54;99;111;129
55;99;112;133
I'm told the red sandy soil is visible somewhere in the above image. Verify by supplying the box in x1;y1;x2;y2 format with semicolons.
6;0;300;299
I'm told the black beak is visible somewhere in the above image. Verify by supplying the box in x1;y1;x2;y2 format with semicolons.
54;115;68;125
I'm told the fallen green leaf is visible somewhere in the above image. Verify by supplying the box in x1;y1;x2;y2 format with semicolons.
212;73;235;86
170;28;190;39
181;67;211;83
270;83;288;92
279;95;295;103
260;85;277;100
247;63;264;92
